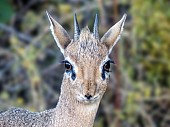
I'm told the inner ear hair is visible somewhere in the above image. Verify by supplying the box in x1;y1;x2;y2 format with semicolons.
101;14;127;53
46;11;71;54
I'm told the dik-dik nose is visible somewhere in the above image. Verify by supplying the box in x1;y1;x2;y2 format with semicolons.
83;83;96;100
85;94;92;99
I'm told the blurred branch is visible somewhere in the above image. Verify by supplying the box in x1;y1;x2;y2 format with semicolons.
0;23;32;43
141;95;170;102
0;48;13;56
0;100;15;110
19;0;46;14
55;0;112;23
32;26;49;45
138;106;156;127
12;0;46;25
42;83;59;100
42;63;62;76
97;0;107;27
113;0;119;20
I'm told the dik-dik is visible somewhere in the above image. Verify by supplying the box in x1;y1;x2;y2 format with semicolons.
0;12;126;127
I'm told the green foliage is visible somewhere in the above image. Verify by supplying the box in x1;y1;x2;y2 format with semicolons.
0;0;14;23
118;0;170;126
131;0;170;86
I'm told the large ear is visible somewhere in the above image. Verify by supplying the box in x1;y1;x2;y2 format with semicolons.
101;14;127;53
46;11;71;54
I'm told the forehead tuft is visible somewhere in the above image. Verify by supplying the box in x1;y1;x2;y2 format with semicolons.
64;27;108;62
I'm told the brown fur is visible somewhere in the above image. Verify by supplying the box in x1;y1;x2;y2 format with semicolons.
0;13;126;127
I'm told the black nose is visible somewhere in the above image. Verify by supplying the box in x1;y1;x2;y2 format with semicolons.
85;94;92;99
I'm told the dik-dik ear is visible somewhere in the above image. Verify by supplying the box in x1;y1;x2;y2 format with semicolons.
101;14;127;53
46;11;71;54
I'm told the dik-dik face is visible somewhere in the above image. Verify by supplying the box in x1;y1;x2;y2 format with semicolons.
47;12;126;104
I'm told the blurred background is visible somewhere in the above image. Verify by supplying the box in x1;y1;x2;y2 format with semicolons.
0;0;170;127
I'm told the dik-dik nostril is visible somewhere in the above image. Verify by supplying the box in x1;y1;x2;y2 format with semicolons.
85;94;92;99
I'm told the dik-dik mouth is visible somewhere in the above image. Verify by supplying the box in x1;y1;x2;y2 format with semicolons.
76;93;100;104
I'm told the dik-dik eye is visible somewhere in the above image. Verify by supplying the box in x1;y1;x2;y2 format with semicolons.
65;61;72;71
61;60;76;80
61;60;73;71
103;60;114;72
103;61;110;72
102;60;115;80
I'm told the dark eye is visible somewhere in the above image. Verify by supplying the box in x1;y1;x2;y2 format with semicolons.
61;60;76;80
65;61;72;71
103;61;110;72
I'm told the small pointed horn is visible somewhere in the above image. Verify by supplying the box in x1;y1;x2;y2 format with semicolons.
93;14;99;40
74;13;80;41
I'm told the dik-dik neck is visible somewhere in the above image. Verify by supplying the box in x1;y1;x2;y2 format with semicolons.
55;76;100;127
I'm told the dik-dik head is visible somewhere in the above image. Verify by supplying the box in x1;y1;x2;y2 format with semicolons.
47;12;126;104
